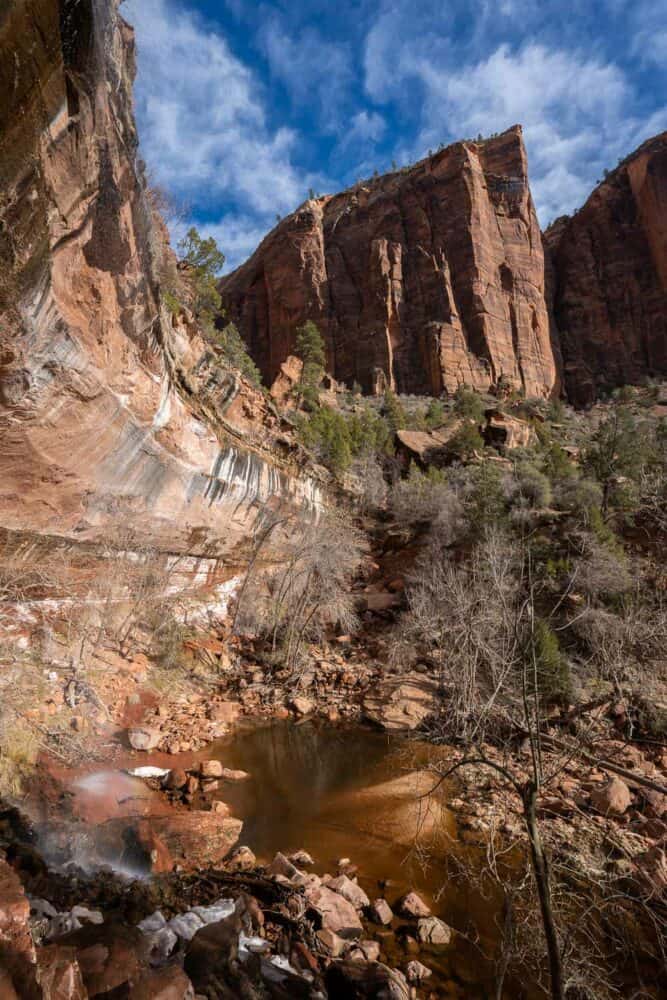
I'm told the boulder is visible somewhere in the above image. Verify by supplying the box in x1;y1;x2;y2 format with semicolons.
128;965;195;999
128;726;162;752
305;885;363;938
369;898;393;926
347;940;381;962
325;960;410;999
483;410;535;452
211;800;231;816
590;777;632;816
0;860;39;994
405;959;432;983
227;845;257;871
137;813;242;870
221;768;250;782
290;697;315;716
328;875;370;911
199;760;224;778
316;928;346;957
61;923;148;996
36;944;87;999
289;850;315;867
397;892;431;918
363;675;439;732
416;916;452;946
164;768;188;791
268;853;302;880
207;701;242;725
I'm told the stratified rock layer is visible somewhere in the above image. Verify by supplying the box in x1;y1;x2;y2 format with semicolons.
546;132;667;405
220;127;559;398
0;1;322;597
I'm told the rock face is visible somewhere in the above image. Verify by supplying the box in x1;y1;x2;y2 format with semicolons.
0;0;323;615
546;132;667;405
220;127;559;399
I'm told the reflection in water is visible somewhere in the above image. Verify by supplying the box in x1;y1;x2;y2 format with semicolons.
48;720;530;997
206;720;514;999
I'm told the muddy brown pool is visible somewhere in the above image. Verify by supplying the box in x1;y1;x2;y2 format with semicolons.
60;720;529;997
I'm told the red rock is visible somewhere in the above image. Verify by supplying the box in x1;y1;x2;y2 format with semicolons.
316;928;346;957
227;845;257;871
131;812;241;871
61;923;148;997
200;760;224;778
0;968;19;999
128;965;195;999
269;355;303;406
327;874;370;910
36;944;87;999
128;727;162;752
164;768;188;791
483;410;535;451
207;702;242;725
304;884;363;937
211;800;231;816
0;860;39;996
397;892;431;918
590;777;632;816
220;127;558;399
290;696;315;716
369;898;394;925
416;916;452;946
0;0;324;643
395;422;465;468
546;132;667;404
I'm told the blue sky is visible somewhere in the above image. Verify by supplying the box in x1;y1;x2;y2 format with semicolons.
122;0;667;272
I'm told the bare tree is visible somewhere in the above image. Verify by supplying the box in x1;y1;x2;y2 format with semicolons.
234;510;363;675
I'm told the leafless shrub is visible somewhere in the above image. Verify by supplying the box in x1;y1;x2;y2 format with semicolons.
571;602;667;694
393;529;523;739
235;510;364;675
570;537;632;601
350;453;387;513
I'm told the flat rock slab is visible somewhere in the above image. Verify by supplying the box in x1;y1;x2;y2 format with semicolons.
363;674;440;732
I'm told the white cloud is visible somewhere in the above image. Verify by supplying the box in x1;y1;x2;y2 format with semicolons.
343;110;386;147
257;18;353;133
122;0;328;269
364;12;667;223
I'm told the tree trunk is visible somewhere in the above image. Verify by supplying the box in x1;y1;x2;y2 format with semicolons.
522;781;565;1000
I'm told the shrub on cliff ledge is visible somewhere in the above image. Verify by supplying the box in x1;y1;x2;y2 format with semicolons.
177;227;225;323
214;322;261;386
294;321;326;409
453;386;485;422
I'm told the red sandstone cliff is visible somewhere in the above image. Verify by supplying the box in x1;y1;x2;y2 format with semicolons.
545;132;667;405
220;127;560;399
0;0;323;601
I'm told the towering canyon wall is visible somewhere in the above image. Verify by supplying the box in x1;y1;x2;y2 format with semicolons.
545;132;667;405
220;127;560;399
0;0;323;595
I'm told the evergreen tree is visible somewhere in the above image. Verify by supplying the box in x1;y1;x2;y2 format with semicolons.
177;227;225;323
382;388;407;434
294;321;326;410
453;386;485;422
584;405;646;512
215;323;261;386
